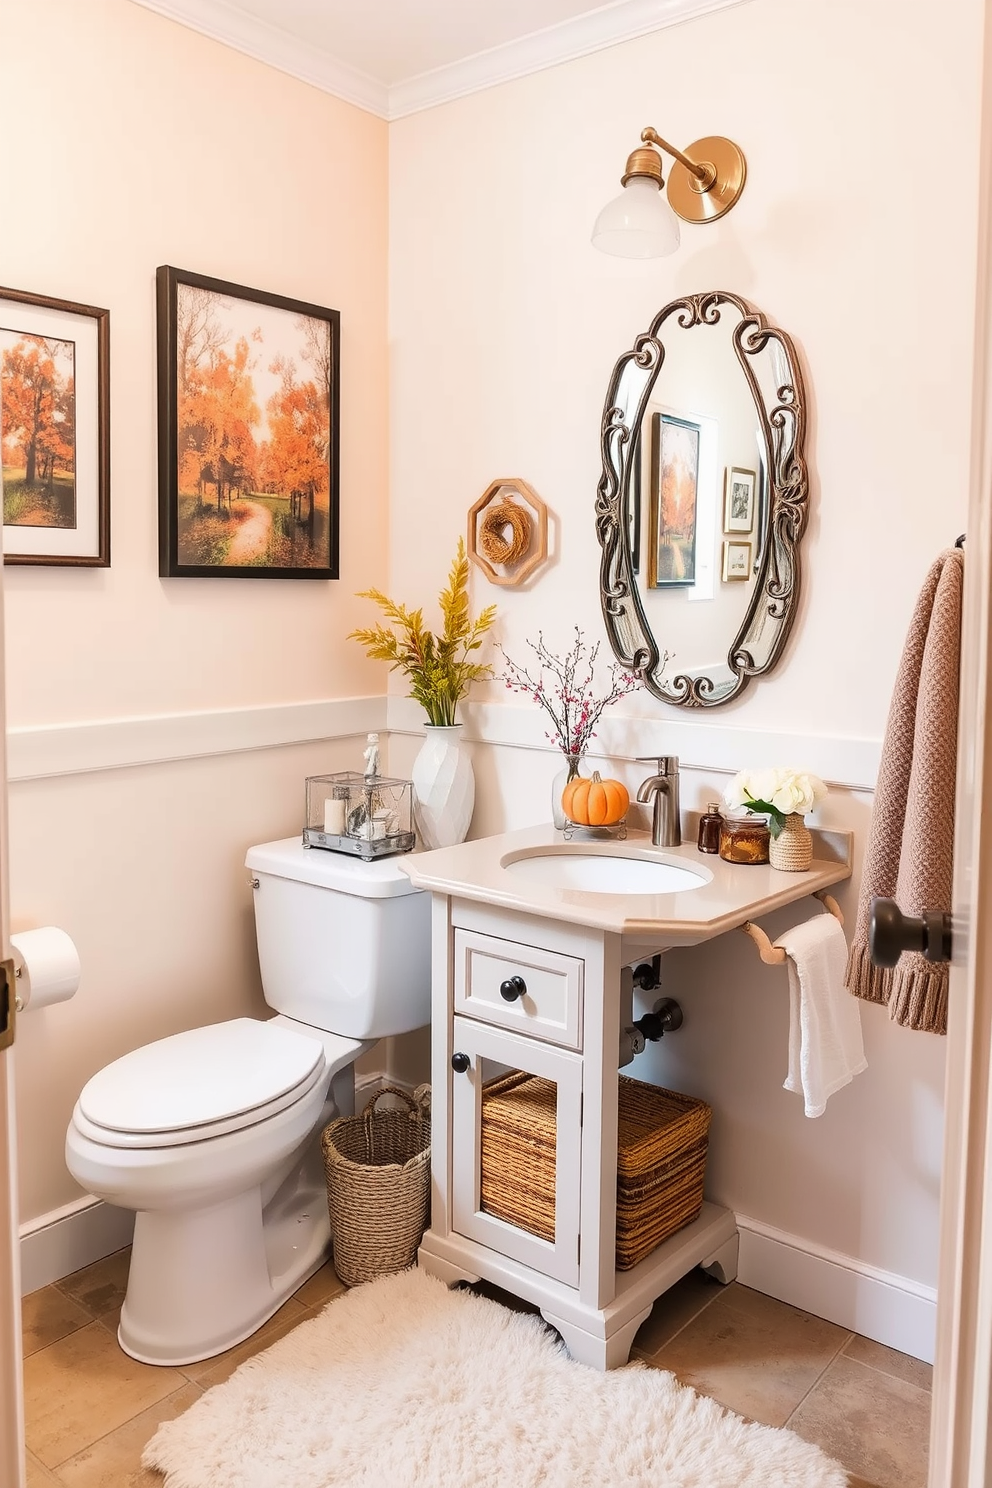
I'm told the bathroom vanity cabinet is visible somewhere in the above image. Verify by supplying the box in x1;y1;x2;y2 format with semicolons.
403;826;852;1370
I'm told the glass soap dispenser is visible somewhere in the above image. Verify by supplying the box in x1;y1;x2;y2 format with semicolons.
697;802;724;854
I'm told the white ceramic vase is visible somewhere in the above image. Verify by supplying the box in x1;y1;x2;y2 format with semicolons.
411;724;475;850
768;812;813;871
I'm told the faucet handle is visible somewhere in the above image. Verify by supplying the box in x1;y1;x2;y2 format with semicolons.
637;755;678;775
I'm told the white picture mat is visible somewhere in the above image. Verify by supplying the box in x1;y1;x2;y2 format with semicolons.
0;296;102;558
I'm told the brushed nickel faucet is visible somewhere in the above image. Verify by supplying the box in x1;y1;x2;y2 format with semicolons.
636;756;681;847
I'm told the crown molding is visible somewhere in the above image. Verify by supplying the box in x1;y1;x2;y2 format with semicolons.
388;0;755;119
130;0;754;122
129;0;390;117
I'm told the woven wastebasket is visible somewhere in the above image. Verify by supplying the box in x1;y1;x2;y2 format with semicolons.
320;1085;430;1287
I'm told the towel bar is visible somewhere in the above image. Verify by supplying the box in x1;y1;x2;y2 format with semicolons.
742;891;844;966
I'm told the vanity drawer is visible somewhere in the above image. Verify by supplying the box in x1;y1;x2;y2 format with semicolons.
453;928;583;1049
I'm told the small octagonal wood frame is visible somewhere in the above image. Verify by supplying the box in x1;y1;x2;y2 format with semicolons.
467;478;549;587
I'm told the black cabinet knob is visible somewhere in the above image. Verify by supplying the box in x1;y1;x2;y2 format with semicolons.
499;975;527;1003
869;896;953;968
451;1052;470;1073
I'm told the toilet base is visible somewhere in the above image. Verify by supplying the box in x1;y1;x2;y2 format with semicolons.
119;1128;333;1366
115;1089;342;1363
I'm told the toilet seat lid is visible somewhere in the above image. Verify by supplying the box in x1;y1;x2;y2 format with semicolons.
77;1018;324;1137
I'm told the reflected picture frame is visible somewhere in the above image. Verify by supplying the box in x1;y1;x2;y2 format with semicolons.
0;285;110;566
648;411;699;588
722;539;752;582
157;265;340;579
723;465;756;535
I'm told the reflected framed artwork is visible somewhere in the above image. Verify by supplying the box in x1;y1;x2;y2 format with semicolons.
722;539;752;582
723;465;756;534
0;285;109;566
157;266;339;579
648;411;699;588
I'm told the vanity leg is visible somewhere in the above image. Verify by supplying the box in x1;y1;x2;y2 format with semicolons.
417;1248;480;1289
700;1231;739;1285
541;1306;652;1371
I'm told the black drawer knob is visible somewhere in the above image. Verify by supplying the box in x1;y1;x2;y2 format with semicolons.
499;975;527;1002
451;1052;470;1073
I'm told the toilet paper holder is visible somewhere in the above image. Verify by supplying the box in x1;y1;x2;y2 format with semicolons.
0;927;81;1049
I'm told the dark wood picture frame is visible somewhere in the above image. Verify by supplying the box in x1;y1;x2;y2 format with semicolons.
648;411;699;588
157;266;340;579
0;285;110;567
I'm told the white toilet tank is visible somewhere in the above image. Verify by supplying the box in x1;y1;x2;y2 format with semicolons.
245;838;431;1039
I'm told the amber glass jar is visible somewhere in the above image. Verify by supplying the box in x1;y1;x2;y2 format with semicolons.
718;811;771;864
697;803;724;854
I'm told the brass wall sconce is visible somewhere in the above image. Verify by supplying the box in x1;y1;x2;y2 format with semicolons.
592;128;747;259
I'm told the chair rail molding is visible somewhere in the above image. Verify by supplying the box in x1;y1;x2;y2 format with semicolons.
7;697;386;782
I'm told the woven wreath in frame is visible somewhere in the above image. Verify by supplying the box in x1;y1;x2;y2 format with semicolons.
468;478;549;586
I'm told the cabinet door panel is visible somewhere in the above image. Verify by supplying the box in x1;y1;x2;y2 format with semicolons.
453;928;583;1049
450;1017;582;1285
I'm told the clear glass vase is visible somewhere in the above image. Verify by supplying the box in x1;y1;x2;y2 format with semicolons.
551;753;585;830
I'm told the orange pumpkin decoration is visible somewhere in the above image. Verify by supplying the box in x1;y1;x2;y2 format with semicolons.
561;771;629;827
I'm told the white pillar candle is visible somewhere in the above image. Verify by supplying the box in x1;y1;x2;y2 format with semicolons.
324;798;346;835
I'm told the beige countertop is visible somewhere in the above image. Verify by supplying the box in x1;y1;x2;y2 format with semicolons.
400;824;853;942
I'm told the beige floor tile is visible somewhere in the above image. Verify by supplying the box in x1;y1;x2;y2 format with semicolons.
96;1300;124;1339
21;1286;92;1357
24;1321;185;1469
26;1451;63;1486
843;1333;933;1392
648;1283;850;1427
293;1258;345;1310
56;1381;202;1488
787;1354;930;1488
631;1268;722;1358
178;1297;309;1388
55;1248;132;1319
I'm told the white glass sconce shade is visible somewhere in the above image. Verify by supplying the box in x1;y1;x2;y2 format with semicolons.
591;178;681;259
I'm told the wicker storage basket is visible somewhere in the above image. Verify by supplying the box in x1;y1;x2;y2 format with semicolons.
320;1085;430;1287
480;1072;710;1270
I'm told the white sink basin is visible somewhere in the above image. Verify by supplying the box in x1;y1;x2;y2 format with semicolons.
500;851;709;895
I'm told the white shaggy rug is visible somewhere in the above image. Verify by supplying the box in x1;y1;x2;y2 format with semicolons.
143;1268;847;1488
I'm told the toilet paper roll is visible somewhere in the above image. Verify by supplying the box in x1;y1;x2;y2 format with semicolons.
10;927;80;1011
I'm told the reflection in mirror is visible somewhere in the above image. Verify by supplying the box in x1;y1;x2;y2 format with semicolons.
596;293;808;707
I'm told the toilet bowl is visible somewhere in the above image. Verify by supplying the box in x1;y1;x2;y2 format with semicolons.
65;839;431;1366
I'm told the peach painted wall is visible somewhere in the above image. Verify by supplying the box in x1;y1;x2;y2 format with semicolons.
2;0;389;1222
388;0;984;1308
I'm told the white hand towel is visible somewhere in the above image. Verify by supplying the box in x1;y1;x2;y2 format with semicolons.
775;915;867;1118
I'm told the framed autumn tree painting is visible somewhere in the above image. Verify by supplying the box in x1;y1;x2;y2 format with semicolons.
0;286;110;566
156;266;339;579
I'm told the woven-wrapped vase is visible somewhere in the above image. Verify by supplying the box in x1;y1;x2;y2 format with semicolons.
769;813;813;871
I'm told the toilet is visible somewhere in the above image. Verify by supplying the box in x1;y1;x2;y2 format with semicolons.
65;837;431;1366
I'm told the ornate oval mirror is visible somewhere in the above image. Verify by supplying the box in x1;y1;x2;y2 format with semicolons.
596;292;809;707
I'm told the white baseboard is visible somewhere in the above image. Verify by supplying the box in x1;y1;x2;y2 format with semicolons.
19;1197;135;1296
736;1214;937;1364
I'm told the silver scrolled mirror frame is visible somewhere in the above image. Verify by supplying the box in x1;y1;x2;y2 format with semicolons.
596;291;809;707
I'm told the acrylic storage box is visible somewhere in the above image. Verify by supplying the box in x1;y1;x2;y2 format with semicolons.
304;772;416;860
479;1072;711;1270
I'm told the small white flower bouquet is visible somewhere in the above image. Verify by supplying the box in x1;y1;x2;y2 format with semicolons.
724;766;826;837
